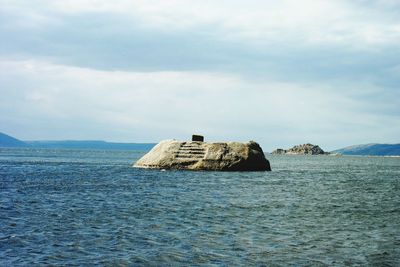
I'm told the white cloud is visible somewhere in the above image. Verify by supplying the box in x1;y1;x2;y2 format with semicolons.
2;0;399;48
32;0;399;48
1;59;399;150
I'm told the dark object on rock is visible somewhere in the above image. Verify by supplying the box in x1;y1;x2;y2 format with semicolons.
134;139;271;171
272;143;329;155
192;135;204;142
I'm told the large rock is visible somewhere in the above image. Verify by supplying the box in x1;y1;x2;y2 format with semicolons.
134;139;271;171
272;143;329;155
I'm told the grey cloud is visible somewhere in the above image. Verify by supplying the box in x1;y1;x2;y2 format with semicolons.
1;7;399;87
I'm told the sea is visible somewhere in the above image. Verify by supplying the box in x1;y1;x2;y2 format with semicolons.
1;148;399;266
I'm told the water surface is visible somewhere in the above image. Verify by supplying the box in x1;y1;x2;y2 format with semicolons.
1;148;399;266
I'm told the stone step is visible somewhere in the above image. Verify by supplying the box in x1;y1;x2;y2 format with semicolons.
177;151;205;155
175;145;206;159
175;148;205;152
178;147;204;151
178;147;206;151
175;143;206;160
176;155;204;159
181;143;202;146
176;154;204;159
178;147;204;150
176;150;205;154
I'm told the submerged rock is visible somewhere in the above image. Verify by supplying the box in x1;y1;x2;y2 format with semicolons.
272;143;329;155
134;139;271;171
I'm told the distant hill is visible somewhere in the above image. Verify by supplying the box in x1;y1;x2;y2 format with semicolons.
0;132;28;147
0;132;155;150
332;143;400;156
26;140;155;151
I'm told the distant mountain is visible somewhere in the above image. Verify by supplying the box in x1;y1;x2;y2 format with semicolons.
26;140;155;151
0;132;28;147
0;132;155;150
332;143;400;156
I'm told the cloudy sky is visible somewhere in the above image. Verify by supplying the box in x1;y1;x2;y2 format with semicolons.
1;0;399;150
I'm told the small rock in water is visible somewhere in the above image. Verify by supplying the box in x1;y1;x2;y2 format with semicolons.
272;143;329;155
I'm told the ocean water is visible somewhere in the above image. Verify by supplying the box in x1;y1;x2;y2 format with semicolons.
1;148;399;266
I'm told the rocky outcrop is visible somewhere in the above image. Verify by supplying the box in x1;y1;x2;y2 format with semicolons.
272;143;329;155
134;139;271;171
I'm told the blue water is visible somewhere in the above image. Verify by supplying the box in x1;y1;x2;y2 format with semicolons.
1;148;400;266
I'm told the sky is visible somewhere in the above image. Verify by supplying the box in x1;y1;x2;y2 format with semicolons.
1;0;399;151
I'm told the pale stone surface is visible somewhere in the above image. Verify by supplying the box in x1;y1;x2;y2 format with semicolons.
134;139;271;171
